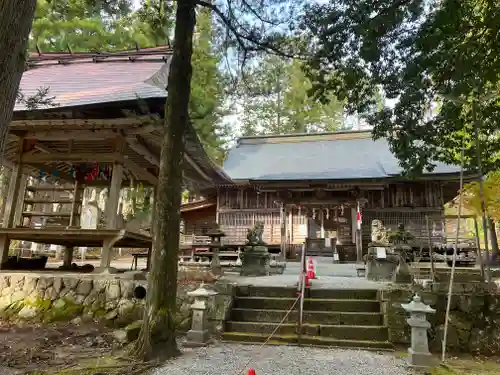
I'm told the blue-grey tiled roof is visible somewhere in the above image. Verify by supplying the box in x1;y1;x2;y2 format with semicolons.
223;132;461;181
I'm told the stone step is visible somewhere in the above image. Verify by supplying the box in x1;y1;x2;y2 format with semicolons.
235;286;298;298
226;321;389;341
235;286;379;300
233;296;380;312
230;308;384;326
222;332;393;350
307;289;379;300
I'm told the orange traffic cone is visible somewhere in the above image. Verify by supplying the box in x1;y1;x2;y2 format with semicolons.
304;274;311;288
307;257;316;279
248;369;256;375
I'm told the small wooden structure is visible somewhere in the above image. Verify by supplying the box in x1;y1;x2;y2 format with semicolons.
180;198;217;247
214;131;473;261
0;47;231;271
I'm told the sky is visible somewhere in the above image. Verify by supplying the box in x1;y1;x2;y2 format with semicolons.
128;0;372;135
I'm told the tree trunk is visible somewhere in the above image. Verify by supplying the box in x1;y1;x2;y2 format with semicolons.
0;0;37;161
0;168;12;222
131;0;197;361
489;218;499;255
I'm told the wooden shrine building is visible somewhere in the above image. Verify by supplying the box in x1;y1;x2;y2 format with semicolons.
184;131;471;261
0;47;231;271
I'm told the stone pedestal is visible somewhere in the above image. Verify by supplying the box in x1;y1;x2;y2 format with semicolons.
392;245;413;284
185;283;218;347
240;245;270;276
401;294;436;369
365;245;397;281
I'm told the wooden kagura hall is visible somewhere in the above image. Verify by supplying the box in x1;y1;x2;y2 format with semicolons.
0;47;231;271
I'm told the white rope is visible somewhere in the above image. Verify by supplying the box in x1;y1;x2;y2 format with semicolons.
441;137;465;362
231;294;302;375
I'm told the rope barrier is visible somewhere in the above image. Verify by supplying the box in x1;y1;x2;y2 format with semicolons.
233;293;302;375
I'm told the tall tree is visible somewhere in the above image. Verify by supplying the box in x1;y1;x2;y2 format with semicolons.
240;55;344;136
0;0;38;164
301;0;500;175
131;0;300;360
462;172;500;252
131;0;197;360
189;8;231;163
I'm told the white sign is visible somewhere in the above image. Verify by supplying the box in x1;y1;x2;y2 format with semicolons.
333;253;339;261
80;204;100;229
376;247;387;259
325;237;332;247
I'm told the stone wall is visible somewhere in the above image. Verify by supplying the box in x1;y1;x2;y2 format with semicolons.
382;281;500;355
0;272;234;333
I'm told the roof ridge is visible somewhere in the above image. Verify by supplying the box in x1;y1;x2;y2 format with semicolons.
237;129;373;145
28;46;172;63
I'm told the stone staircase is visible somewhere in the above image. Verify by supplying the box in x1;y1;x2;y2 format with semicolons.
223;286;392;350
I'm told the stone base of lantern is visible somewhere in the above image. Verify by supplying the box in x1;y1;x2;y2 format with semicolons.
185;329;211;347
407;348;436;368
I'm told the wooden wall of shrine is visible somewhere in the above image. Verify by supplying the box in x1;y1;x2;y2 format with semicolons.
180;204;217;245
217;180;451;247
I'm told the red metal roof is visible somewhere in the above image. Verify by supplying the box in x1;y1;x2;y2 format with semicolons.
16;47;173;111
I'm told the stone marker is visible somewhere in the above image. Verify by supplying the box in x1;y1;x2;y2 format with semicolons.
185;283;218;347
401;294;436;369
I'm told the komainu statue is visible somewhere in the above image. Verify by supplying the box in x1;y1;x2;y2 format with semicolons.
371;219;389;245
246;221;265;246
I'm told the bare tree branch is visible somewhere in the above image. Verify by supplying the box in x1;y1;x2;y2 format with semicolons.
196;0;300;60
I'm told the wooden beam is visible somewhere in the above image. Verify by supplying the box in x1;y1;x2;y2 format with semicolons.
10;116;161;130
123;158;158;185
125;136;160;166
21;152;123;164
184;153;212;183
23;125;162;141
25;129;121;141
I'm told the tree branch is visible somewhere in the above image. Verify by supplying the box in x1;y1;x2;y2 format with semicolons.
196;0;300;59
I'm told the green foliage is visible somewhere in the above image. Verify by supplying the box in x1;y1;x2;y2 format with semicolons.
189;8;231;163
301;0;500;175
462;171;500;221
239;55;345;135
32;0;137;52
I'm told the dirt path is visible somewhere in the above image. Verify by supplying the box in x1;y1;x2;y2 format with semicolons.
0;322;117;374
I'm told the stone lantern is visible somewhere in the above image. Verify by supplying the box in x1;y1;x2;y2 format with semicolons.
401;294;436;368
185;283;218;346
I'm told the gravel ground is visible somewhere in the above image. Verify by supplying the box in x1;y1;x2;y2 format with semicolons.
153;343;410;375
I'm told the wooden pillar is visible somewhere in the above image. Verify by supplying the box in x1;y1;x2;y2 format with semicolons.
105;163;123;230
63;180;84;268
13;175;27;228
68;180;82;228
215;186;220;224
280;202;286;261
356;200;364;263
100;162;123;270
2;164;23;228
0;163;23;267
320;208;325;238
